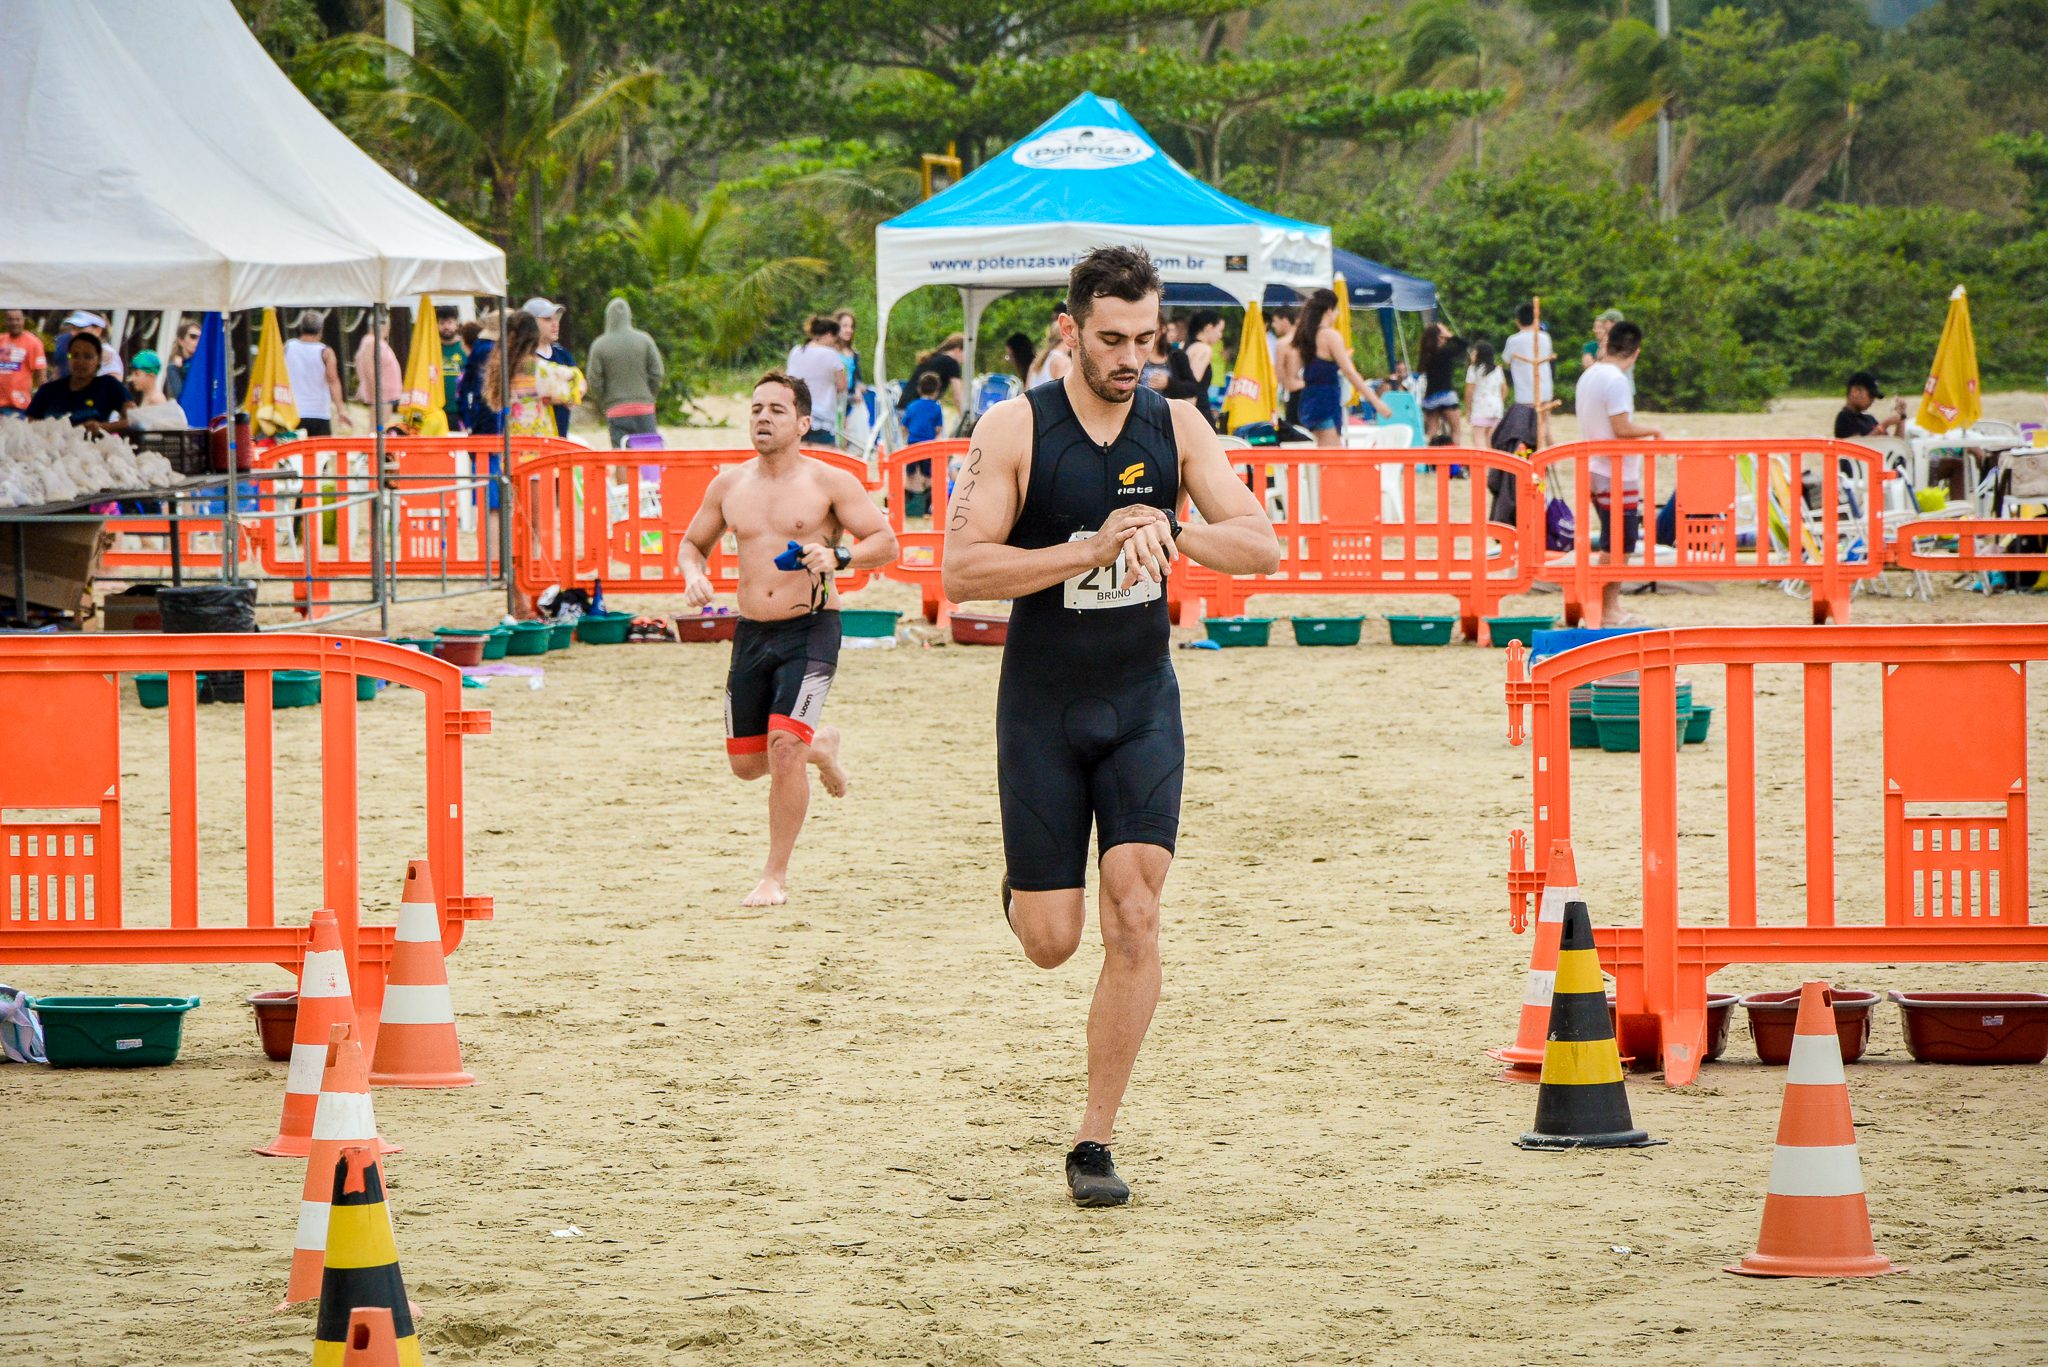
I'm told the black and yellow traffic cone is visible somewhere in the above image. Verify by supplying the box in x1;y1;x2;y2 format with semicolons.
1515;900;1663;1151
312;1145;424;1367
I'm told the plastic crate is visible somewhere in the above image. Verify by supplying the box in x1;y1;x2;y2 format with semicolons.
1485;614;1558;649
272;669;321;708
674;612;739;643
34;995;201;1067
840;608;901;638
1290;615;1365;647
1203;616;1274;647
1890;991;2048;1064
1387;614;1457;646
131;429;210;477
574;611;635;644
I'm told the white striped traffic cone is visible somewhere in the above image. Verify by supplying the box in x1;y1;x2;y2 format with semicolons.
1489;838;1579;1081
284;1024;402;1305
258;911;362;1158
1726;980;1900;1277
369;861;474;1088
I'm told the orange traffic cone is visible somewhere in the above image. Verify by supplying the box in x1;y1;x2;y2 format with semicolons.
310;1146;423;1366
369;861;474;1088
1727;980;1901;1278
337;1308;405;1367
1490;838;1579;1082
286;1025;402;1306
258;910;362;1158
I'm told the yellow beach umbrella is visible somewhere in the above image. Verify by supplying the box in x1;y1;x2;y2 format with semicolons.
242;306;299;436
1915;284;1980;435
1332;275;1356;406
398;295;449;436
1220;301;1278;432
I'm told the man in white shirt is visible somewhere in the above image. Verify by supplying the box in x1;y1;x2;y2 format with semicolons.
784;315;848;448
1573;320;1662;624
1501;301;1552;410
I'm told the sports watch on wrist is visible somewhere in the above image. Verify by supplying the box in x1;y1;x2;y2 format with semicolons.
1165;514;1183;542
834;545;853;571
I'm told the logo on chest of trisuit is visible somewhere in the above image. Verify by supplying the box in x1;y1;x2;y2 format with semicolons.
1116;461;1154;495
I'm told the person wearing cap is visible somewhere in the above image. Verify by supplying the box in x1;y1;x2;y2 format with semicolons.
522;297;575;437
125;350;169;408
1582;308;1625;369
1;310;48;418
53;311;123;381
27;331;132;432
1834;371;1906;441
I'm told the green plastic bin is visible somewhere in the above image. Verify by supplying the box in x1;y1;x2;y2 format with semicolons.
392;636;439;653
272;669;321;708
1387;614;1457;646
34;995;201;1067
1485;614;1559;648
1685;705;1714;745
1204;616;1274;647
355;673;378;702
1290;615;1365;647
547;621;574;651
507;621;553;657
840;608;902;638
134;672;169;709
574;611;635;645
1595;715;1641;753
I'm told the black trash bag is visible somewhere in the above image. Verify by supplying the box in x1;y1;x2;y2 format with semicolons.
156;584;257;633
157;584;255;704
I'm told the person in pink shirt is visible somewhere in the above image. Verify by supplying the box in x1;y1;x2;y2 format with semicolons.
354;314;403;431
0;310;49;416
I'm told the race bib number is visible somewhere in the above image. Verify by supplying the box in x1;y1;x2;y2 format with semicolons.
1064;529;1163;611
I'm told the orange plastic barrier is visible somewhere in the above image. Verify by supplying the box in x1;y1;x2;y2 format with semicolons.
1504;624;2047;1085
0;634;492;1055
1175;447;1539;638
1888;517;2048;575
879;439;970;621
1532;439;1887;626
510;447;882;606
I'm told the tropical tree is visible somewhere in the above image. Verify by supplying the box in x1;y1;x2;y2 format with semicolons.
356;0;658;257
630;189;829;365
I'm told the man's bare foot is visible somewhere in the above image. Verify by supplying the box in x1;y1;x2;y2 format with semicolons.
809;725;850;798
742;877;788;907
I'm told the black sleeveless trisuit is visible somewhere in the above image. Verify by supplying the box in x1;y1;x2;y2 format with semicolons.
996;383;1186;892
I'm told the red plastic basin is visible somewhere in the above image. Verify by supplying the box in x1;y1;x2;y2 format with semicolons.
434;635;485;666
248;989;297;1061
950;612;1009;646
1740;987;1880;1064
1705;991;1740;1061
674;613;739;642
1890;991;2048;1065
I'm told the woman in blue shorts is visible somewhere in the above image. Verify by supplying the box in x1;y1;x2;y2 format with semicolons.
1292;287;1388;447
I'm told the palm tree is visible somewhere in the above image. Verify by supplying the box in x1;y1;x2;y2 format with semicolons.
359;0;656;258
1758;44;1885;208
1401;0;1522;172
629;189;829;365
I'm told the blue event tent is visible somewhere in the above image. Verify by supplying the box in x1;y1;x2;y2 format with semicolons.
1162;248;1439;364
874;92;1332;384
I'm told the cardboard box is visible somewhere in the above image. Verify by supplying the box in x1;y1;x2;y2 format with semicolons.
100;589;163;632
0;520;105;615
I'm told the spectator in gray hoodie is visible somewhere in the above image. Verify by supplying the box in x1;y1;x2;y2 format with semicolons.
585;297;666;448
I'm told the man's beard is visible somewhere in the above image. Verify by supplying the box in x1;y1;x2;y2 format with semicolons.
1077;347;1137;405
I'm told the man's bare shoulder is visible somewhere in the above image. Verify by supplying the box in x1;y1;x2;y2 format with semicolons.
969;394;1033;466
796;452;870;493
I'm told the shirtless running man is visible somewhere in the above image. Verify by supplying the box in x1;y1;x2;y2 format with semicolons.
942;247;1280;1206
680;371;898;906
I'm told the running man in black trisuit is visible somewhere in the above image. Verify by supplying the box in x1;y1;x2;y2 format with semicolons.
942;247;1280;1206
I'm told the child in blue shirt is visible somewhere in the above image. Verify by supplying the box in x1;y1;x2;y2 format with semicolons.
903;371;945;445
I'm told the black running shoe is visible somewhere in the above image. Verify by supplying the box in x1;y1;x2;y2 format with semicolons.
1065;1142;1130;1207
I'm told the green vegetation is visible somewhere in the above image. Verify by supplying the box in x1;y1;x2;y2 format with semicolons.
240;0;2048;412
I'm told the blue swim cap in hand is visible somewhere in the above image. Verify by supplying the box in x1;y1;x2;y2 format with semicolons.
774;540;805;571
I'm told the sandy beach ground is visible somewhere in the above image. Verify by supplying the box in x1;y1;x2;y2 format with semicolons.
5;398;2048;1364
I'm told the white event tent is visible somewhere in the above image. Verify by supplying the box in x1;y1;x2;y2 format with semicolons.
874;93;1331;388
1;0;504;309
